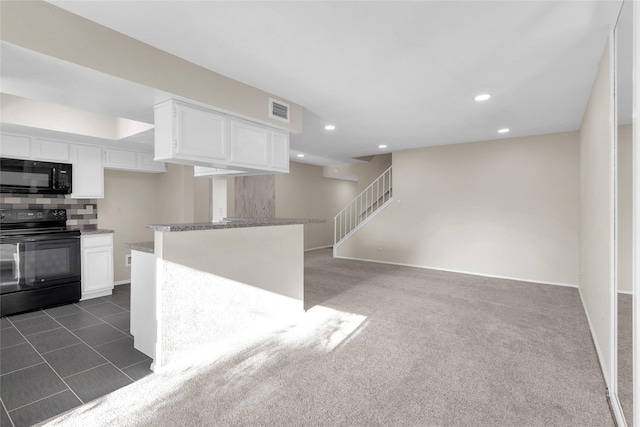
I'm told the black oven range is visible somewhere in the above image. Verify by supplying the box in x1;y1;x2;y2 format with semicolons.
0;209;81;317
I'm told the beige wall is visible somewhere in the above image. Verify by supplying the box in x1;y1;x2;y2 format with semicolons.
323;154;392;193
99;165;210;283
337;130;581;287
156;164;195;224
618;124;633;293
0;1;302;132
98;170;159;284
578;41;613;385
193;175;211;223
276;162;358;250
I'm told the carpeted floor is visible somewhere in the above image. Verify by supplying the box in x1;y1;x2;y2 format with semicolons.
44;249;614;426
619;293;633;426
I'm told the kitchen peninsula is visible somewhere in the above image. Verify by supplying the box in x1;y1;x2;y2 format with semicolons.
126;218;324;371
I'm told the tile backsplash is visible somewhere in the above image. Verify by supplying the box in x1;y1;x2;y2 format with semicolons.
0;194;98;231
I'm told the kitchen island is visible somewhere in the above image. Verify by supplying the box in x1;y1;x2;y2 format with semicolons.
126;218;323;371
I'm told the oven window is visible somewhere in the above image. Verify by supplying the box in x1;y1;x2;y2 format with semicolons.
36;247;72;277
23;238;81;286
0;243;20;285
0;170;50;188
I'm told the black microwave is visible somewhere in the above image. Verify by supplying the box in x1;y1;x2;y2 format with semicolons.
0;157;73;195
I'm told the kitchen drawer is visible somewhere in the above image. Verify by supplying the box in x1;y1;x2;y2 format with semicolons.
82;234;113;248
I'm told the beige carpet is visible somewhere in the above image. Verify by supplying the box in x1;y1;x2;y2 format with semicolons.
44;249;613;426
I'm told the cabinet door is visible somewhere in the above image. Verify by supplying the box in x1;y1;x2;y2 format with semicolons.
270;130;289;172
71;145;104;199
176;103;228;161
0;134;31;159
81;239;114;299
104;148;138;170
32;139;70;162
229;119;270;168
138;152;166;172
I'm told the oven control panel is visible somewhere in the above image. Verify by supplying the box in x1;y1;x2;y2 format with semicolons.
0;209;67;224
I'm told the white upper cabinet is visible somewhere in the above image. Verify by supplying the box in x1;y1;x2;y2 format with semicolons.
137;152;166;172
270;130;289;172
104;148;166;173
154;99;289;174
1;134;70;162
154;100;228;166
104;148;137;170
70;144;104;199
1;134;32;159
176;103;228;160
229;118;270;168
32;138;70;162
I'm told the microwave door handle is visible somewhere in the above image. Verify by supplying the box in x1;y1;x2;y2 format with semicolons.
52;167;57;190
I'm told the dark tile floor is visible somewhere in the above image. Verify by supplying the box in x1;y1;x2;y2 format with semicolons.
0;284;153;427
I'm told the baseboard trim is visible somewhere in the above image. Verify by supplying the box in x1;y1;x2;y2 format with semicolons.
577;287;610;388
114;280;130;287
608;390;628;427
305;245;333;252
617;290;633;295
333;255;578;288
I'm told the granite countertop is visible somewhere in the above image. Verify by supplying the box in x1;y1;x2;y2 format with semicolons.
78;229;114;235
146;218;325;232
124;241;154;254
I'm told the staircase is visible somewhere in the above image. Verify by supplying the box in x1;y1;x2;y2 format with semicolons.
334;166;393;253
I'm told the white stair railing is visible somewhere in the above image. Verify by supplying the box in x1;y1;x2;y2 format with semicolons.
334;166;392;249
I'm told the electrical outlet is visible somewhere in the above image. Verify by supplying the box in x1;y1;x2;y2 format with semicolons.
125;254;132;267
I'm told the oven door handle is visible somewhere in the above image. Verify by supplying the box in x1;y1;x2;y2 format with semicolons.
15;242;22;282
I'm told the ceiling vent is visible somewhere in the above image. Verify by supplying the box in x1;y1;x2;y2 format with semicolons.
269;98;290;123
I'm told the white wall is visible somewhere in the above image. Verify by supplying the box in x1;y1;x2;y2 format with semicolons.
578;40;613;385
617;124;633;293
337;131;581;286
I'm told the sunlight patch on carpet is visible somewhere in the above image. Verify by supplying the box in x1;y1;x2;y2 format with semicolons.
43;305;368;426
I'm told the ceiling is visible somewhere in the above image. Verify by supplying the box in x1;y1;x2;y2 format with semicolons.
3;1;625;165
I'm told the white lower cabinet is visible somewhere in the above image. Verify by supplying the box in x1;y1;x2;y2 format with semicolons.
81;234;114;300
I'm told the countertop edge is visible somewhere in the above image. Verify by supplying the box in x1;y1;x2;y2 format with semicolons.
124;241;154;254
146;218;325;233
79;229;114;235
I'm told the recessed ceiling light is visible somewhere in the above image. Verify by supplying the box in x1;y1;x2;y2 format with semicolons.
498;128;510;134
297;154;305;158
378;144;387;149
324;124;336;131
474;94;491;102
